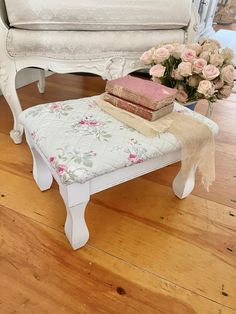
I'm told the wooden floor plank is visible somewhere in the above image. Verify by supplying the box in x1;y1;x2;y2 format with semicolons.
0;159;236;308
90;184;236;309
144;95;236;209
0;74;236;312
145;148;236;209
1;204;235;314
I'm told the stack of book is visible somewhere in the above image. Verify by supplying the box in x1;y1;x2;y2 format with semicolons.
104;76;176;121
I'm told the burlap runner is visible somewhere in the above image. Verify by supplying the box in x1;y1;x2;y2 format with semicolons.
96;96;215;191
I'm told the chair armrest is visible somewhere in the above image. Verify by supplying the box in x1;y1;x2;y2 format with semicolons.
0;0;9;29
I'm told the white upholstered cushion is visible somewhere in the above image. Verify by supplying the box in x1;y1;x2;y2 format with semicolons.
20;96;218;185
5;0;192;31
7;29;185;60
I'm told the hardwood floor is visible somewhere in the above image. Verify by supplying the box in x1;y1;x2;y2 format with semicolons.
0;74;236;313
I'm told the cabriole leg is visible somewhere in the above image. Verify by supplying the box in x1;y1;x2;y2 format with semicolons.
0;63;23;144
172;166;196;199
64;201;89;250
59;183;90;250
37;69;45;94
25;131;53;191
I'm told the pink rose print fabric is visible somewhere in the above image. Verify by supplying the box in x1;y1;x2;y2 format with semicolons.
20;97;218;184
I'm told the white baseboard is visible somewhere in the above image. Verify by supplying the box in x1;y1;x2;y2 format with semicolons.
0;68;52;96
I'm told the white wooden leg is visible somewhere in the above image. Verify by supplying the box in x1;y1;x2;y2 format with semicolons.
31;146;53;191
172;166;196;199
25;131;53;191
0;63;23;144
37;69;45;94
64;201;89;250
59;183;90;250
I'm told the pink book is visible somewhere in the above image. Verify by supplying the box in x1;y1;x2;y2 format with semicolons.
105;75;176;110
104;93;174;121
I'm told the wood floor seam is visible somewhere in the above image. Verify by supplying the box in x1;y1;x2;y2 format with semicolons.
87;244;236;312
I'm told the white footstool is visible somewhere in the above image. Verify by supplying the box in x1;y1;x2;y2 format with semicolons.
20;96;218;250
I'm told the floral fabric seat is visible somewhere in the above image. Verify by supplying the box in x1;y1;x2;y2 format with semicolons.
20;96;218;185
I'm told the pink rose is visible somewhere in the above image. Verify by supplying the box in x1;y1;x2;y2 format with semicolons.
149;64;166;78
209;53;224;67
193;58;207;74
162;44;175;53
202;64;220;80
211;39;221;48
89;120;100;126
57;164;67;176
221;65;235;84
222;48;234;63
79;119;100;126
171;44;185;59
188;75;201;87
128;154;144;164
202;43;216;53
140;49;154;65
181;49;196;62
177;62;192;77
187;43;202;55
153;47;170;63
176;88;188;103
213;78;224;90
49;156;56;165
199;51;210;62
201;39;221;52
199;37;221;49
218;84;233;99
50;103;62;110
171;69;184;80
199;37;207;45
197;80;214;97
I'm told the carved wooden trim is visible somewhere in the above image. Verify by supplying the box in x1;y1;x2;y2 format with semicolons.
15;55;145;80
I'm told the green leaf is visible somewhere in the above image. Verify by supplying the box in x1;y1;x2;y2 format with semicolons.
74;157;82;164
83;159;93;167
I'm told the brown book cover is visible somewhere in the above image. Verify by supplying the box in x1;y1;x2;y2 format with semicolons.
105;75;176;110
104;93;174;121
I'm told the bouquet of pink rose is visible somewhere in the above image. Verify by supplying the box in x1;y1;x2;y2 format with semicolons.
140;38;235;103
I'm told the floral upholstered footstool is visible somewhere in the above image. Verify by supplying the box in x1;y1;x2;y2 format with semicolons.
20;96;218;250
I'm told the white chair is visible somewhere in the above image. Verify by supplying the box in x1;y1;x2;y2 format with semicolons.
0;0;198;144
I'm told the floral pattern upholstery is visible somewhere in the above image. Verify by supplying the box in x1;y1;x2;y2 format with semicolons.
20;96;218;185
